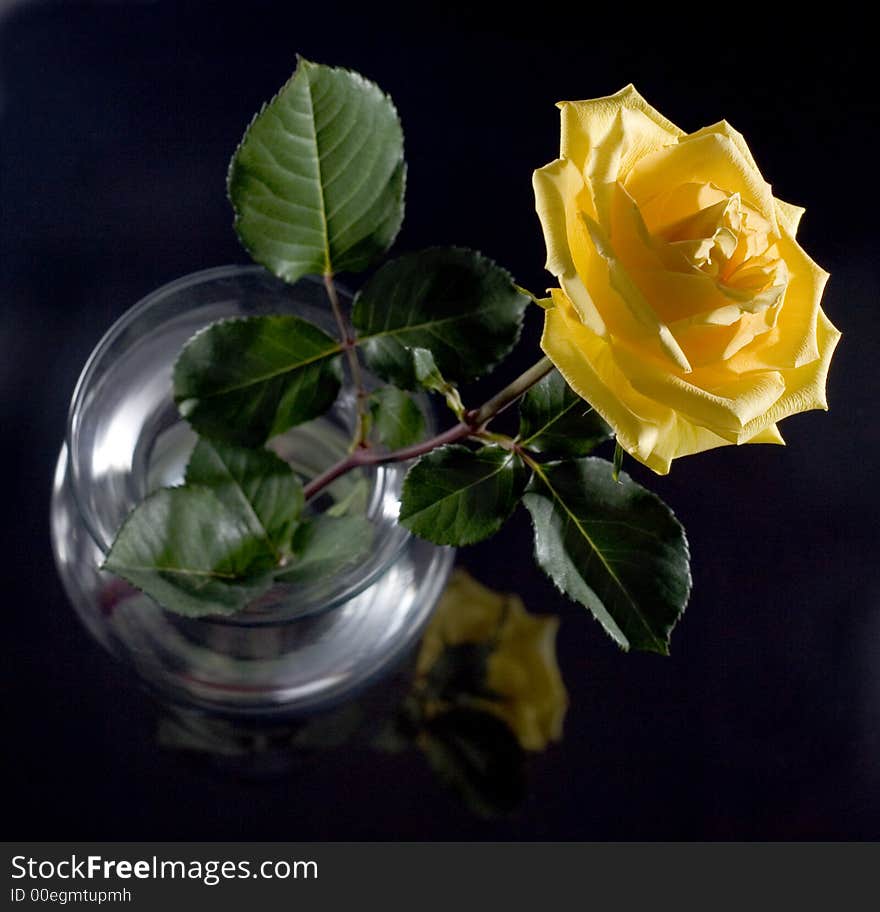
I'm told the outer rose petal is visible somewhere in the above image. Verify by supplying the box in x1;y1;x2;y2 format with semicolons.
533;157;590;279
533;157;606;336
749;424;785;445
542;289;658;451
739;310;841;439
612;341;787;440
687;121;762;175
580;210;692;371
541;289;790;472
534;158;692;371
586;106;679;225
775;197;805;235
558;84;682;172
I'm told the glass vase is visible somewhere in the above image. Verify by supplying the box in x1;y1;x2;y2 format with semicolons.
50;265;454;719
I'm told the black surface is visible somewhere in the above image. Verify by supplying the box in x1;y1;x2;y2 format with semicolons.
3;2;878;839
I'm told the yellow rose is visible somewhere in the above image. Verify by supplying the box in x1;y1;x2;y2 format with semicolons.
417;569;568;751
533;85;841;474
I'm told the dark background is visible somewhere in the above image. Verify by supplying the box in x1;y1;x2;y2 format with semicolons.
3;1;878;839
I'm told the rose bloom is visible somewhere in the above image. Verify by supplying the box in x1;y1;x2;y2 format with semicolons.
533;86;840;473
417;569;568;751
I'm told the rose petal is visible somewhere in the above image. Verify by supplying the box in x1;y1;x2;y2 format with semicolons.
624;131;778;231
727;226;828;373
587;106;681;224
739;310;841;439
637;181;730;236
543;291;790;471
533;157;591;277
533;158;607;336
775;197;805;235
581;212;692;372
664;304;779;369
612;342;787;438
746;423;785;445
558;84;683;171
542;289;668;465
608;182;783;355
686;121;762;177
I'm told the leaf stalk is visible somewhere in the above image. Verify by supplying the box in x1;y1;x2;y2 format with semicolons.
303;355;555;501
324;272;370;447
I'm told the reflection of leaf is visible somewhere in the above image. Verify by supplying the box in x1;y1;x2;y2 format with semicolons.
103;487;274;617
326;478;370;518
228;58;405;283
174;315;342;447
423;643;498;703
186;438;304;557
368;386;425;450
157;714;253;758
419;708;526;818
274;514;374;584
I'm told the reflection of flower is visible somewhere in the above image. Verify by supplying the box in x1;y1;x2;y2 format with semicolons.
417;569;568;751
534;85;840;473
156;569;565;816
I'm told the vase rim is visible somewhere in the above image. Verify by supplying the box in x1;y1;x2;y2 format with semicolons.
66;264;314;462
63;264;425;625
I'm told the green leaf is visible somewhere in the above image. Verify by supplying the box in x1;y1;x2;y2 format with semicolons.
518;368;611;457
522;457;691;655
173;315;342;446
228;57;405;282
399;444;528;546
368;387;425;450
352;247;529;387
185;438;304;558
325;477;370;518
274;514;374;585
103;487;275;617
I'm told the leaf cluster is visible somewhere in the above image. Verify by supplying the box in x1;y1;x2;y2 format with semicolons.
397;370;690;654
102;59;692;655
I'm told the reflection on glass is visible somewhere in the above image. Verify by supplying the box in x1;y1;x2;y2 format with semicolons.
51;267;454;716
158;568;568;817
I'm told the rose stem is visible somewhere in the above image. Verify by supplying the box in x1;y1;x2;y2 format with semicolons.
303;355;554;501
324;272;369;448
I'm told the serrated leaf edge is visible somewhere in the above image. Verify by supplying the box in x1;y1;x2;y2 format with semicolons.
172;315;343;401
101;485;274;617
399;444;526;546
352;246;530;385
524;457;692;654
227;56;406;282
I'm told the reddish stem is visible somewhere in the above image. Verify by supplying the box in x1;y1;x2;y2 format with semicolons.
303;356;554;501
303;421;473;500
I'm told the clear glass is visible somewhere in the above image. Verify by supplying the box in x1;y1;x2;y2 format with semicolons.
50;265;454;718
